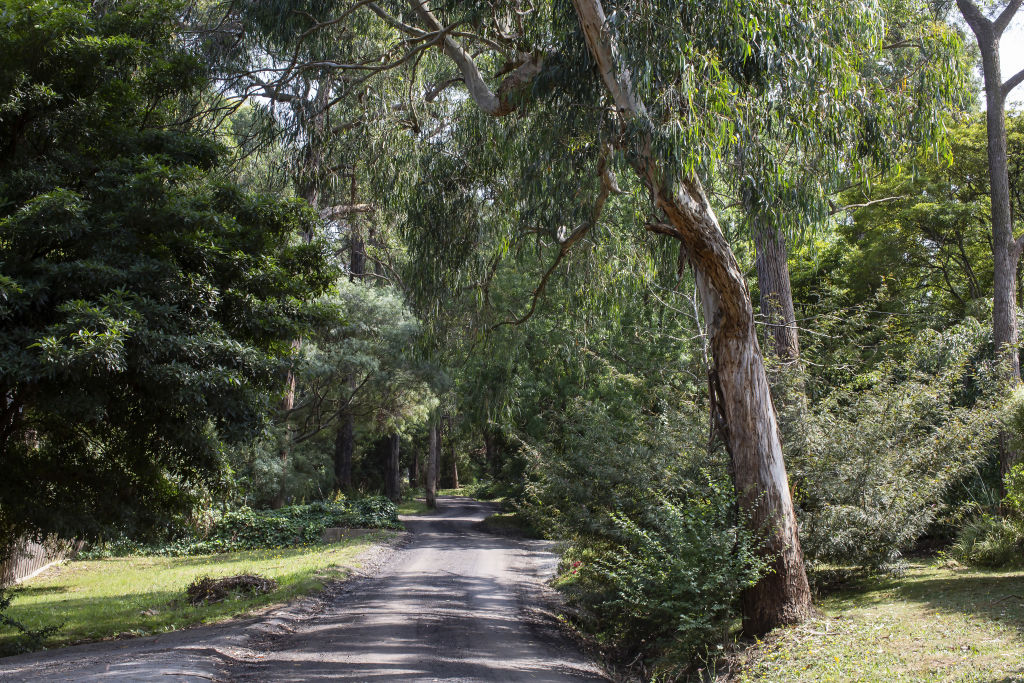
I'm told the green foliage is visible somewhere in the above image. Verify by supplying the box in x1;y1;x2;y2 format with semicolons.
0;588;61;655
787;318;1004;568
949;452;1024;568
80;497;399;558
555;489;766;673
515;370;761;672
0;0;336;545
947;513;1024;568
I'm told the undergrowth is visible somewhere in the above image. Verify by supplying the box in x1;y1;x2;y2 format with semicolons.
81;497;399;558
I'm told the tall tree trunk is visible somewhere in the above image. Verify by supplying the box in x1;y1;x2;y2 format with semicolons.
572;0;812;634
753;220;800;363
334;408;354;491
426;421;439;508
277;82;331;508
272;364;297;509
333;202;366;493
385;433;401;502
958;0;1024;488
484;428;499;478
450;422;459;490
411;0;812;632
410;445;419;487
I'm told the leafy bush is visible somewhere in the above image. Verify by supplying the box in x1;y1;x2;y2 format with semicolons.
518;392;760;675
948;514;1024;568
950;461;1024;568
81;497;399;558
785;318;1003;568
555;488;766;670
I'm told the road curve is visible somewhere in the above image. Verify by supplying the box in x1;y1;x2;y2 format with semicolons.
228;496;607;682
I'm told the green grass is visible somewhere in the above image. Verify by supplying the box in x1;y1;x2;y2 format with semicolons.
736;560;1024;682
438;483;506;502
396;499;430;515
0;531;397;654
437;486;473;496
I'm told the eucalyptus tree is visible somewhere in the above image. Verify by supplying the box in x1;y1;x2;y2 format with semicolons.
219;0;978;631
204;6;422;493
731;1;969;364
956;0;1024;482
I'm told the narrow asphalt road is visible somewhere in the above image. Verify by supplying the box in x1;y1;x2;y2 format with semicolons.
0;496;607;682
228;496;607;682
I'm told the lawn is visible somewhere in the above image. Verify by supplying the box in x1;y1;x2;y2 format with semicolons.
0;531;397;654
397;498;430;515
735;561;1024;682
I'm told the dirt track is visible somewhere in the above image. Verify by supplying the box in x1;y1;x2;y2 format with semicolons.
0;497;606;682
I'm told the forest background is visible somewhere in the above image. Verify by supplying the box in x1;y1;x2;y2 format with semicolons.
3;0;1024;677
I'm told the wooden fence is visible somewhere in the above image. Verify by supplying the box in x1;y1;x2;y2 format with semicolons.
1;538;81;587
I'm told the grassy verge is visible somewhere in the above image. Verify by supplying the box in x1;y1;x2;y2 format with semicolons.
0;531;397;654
734;560;1024;682
438;483;506;502
397;499;430;515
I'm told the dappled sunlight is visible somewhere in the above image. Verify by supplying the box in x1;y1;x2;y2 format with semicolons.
0;535;388;652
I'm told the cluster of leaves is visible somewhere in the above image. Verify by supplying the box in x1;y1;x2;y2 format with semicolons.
0;0;336;547
948;389;1024;568
554;488;766;673
786;317;1004;569
512;362;763;674
80;497;398;558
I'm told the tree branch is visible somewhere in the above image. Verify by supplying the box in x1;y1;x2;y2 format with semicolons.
491;147;620;329
995;0;1023;37
829;195;906;215
320;203;375;219
957;0;993;38
425;77;463;102
405;0;542;116
1004;67;1024;98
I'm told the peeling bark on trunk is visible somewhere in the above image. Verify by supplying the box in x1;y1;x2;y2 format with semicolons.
571;0;812;633
753;220;800;363
958;0;1024;488
691;240;813;634
426;422;439;508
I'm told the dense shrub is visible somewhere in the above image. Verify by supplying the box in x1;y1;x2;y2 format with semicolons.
785;318;1003;568
81;497;399;558
950;460;1024;568
518;394;762;675
948;514;1024;567
554;488;766;670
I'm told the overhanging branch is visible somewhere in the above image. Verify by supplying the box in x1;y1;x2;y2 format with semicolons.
995;0;1023;37
1005;67;1024;98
